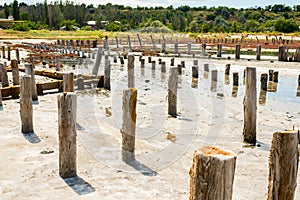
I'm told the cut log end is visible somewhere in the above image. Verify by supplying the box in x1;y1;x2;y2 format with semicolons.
197;146;235;157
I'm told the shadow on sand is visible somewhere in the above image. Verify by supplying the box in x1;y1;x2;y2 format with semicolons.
63;176;95;195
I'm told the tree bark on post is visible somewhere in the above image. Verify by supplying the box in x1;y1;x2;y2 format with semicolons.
225;64;230;75
189;146;236;200
168;67;178;116
278;46;288;61
11;59;20;85
267;131;299;200
122;88;137;162
128;55;135;88
0;63;9;87
104;55;111;90
92;47;103;76
235;44;240;59
58;92;77;178
217;43;222;57
256;44;261;60
243;67;257;144
63;72;74;92
20;75;33;133
24;63;38;101
260;73;268;91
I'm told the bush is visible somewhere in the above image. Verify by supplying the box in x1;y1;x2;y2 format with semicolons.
10;21;48;31
105;22;121;32
274;18;299;33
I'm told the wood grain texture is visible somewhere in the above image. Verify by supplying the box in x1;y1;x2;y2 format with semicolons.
168;67;177;116
20;75;33;133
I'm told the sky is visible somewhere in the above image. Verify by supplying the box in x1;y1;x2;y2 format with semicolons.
0;0;298;9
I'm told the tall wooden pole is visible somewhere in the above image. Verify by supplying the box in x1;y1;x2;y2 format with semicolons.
190;146;236;200
0;63;9;87
63;72;74;92
243;67;257;144
235;44;240;59
25;63;38;101
92;46;103;76
20;75;33;133
268;131;299;200
58;92;77;178
11;59;20;85
122;88;137;162
128;55;135;88
256;44;261;60
104;55;111;90
16;48;20;64
168;67;178;116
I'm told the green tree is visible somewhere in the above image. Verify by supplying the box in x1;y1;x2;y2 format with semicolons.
105;22;121;31
274;18;299;33
4;3;9;19
12;0;20;20
59;20;79;31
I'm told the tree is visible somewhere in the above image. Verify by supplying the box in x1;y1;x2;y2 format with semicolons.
274;18;299;33
12;0;20;20
4;3;9;19
59;19;79;31
105;22;121;31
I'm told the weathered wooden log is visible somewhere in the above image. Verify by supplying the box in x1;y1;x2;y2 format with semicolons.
127;35;132;51
174;42;178;54
24;63;38;101
225;64;230;75
1;46;5;58
115;36;119;48
92;46;103;76
192;66;199;78
260;73;268;91
243;67;257;144
177;64;182;75
267;131;299;200
120;56;124;65
0;63;9;87
232;85;238;98
187;43;192;55
141;58;145;68
202;43;206;56
15;48;20;64
217;43;222;57
235;44;240;59
168;67;178;116
20;75;33;133
7;46;11;61
148;56;152;63
11;59;20;85
161;61;166;73
151;61;156;71
294;47;300;62
193;60;198;66
204;63;209;72
11;86;19;99
259;90;266;105
278;46;288;61
211;70;218;82
55;55;60;71
36;83;43;95
233;72;239;86
171;58;175;66
137;34;142;47
63;72;74;92
273;71;279;83
268;69;274;81
104;55;111;90
181;61;185;68
189;146;236;200
128;55;135;88
122;88;137;162
256;44;261;60
58;92;77;178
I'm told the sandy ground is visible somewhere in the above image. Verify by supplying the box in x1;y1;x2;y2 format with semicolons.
1;41;300;199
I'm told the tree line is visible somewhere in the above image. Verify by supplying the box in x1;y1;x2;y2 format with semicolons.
0;0;299;33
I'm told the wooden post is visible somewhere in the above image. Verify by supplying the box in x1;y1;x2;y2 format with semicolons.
58;92;77;178
192;66;199;78
7;46;11;61
77;77;84;90
168;67;178;116
25;63;38;101
269;70;274;81
225;64;230;75
11;59;20;85
256;44;261;60
268;131;299;200
92;47;103;76
161;61;166;73
141;59;145;68
115;36;119;48
217;43;222;57
189;146;236;200
20;75;33;133
55;55;60;71
148;56;152;63
204;63;209;72
211;70;218;82
1;46;5;58
63;72;74;92
162;41;166;53
137;34;142;47
202;43;206;56
174;42;178;54
15;49;20;64
104;55;111;90
150;35;156;50
187;43;192;55
177;64;182;75
151;61;156;71
181;61;185;68
193;60;198;66
120;56;124;65
278;46;288;61
171;58;175;66
0;63;9;87
273;71;279;83
233;72;239;86
0;85;2;107
260;73;268;91
243;67;257;144
294;47;300;62
236;44;240;59
128;55;135;88
122;88;137;162
127;35;132;51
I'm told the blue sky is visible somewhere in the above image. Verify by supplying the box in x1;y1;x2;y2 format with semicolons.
0;0;298;8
